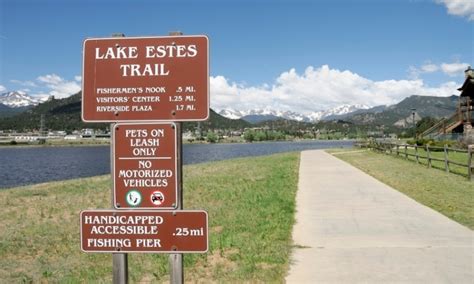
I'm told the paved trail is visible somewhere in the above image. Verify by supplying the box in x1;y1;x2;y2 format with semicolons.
286;150;473;283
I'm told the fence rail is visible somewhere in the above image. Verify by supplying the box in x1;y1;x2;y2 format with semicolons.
356;141;474;181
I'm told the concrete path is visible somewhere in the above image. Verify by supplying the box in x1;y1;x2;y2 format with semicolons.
286;150;473;283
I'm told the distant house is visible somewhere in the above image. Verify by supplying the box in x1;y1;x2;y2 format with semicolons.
458;67;474;129
421;66;474;142
183;131;195;140
458;67;474;143
64;135;80;140
81;128;95;138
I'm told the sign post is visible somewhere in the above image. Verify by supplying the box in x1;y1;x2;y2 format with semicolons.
111;123;128;284
170;122;184;283
168;30;185;284
81;33;209;284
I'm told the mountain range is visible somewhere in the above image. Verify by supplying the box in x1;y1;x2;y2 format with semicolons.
0;90;460;132
218;95;458;126
0;91;251;132
218;104;371;123
348;95;458;126
0;91;48;108
0;92;47;118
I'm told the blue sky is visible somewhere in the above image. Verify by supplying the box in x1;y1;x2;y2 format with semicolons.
0;0;472;113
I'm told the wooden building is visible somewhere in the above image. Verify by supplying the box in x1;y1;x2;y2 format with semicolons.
421;66;474;141
458;66;474;143
457;67;473;130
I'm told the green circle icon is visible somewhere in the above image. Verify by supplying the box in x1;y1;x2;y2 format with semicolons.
126;190;142;207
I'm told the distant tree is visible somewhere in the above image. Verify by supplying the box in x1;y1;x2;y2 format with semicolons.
243;130;255;142
416;117;439;134
404;117;439;138
254;131;267;141
206;132;218;143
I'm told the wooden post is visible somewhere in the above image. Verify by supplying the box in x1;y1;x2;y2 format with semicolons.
112;254;128;284
468;145;473;181
404;145;408;160
110;33;129;284
415;145;419;164
170;122;184;284
111;122;128;284
396;144;399;156
467;98;471;126
426;145;432;168
444;144;450;173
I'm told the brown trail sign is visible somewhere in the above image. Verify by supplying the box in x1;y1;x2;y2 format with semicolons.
80;210;208;253
81;33;209;284
82;35;209;122
113;122;177;209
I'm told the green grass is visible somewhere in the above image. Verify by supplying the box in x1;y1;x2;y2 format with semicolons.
0;152;299;282
329;149;474;229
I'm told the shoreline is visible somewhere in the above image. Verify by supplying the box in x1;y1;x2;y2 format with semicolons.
0;137;356;148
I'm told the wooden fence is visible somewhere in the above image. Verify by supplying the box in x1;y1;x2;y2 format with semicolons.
356;141;474;181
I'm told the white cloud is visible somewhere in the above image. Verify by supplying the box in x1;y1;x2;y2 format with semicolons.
420;63;439;73
35;74;81;99
408;66;421;79
211;65;461;114
37;74;63;85
32;93;52;101
74;76;82;82
440;62;470;76
437;0;474;21
408;61;468;78
10;79;38;87
408;63;439;79
0;85;6;92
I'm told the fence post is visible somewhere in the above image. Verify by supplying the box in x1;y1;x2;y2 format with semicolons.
468;145;473;181
396;145;399;156
426;145;432;168
444;144;449;173
404;145;408;160
415;145;419;164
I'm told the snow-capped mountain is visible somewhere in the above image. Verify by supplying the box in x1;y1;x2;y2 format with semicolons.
217;109;243;120
218;108;309;123
218;104;370;123
0;91;46;108
318;104;370;120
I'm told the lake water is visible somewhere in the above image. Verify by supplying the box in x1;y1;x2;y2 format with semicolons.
0;140;353;189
